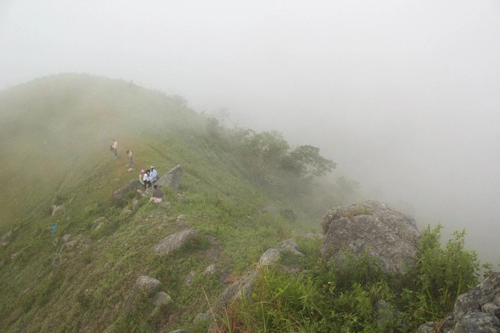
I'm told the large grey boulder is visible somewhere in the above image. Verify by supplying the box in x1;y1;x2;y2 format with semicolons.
416;272;500;333
321;201;420;274
154;229;199;256
157;164;182;190
114;179;143;201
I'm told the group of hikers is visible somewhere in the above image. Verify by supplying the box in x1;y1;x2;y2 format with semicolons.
139;167;158;188
111;139;164;203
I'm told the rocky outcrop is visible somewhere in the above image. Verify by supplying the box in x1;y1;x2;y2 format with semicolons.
154;229;199;256
417;272;500;333
113;179;143;201
157;164;182;190
321;201;420;274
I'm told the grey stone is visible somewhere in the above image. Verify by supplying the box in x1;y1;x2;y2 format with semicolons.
52;237;59;246
60;240;78;254
193;311;210;324
131;198;139;210
482;302;500;314
494;294;500;306
52;255;62;268
216;270;260;311
416;322;436;333
152;291;172;306
0;230;12;246
203;264;217;276
51;205;66;216
258;248;280;267
157;164;183;190
321;201;420;274
124;276;162;313
262;204;279;216
93;217;108;230
62;234;71;242
277;239;304;256
177;194;190;201
184;270;196;286
453;273;500;319
450;311;500;333
154;229;199;256
121;208;132;216
418;273;500;333
113;179;143;201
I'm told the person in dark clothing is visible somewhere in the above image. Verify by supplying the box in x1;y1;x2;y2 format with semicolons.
150;185;164;203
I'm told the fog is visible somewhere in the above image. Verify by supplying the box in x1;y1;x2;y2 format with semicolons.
1;0;499;263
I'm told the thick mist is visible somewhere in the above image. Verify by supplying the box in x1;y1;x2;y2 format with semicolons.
1;0;499;264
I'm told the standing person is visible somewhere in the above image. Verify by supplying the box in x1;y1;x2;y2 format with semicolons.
150;185;164;203
150;166;158;183
112;139;118;158
127;150;134;167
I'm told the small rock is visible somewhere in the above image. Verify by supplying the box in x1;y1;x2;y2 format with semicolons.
62;234;71;242
203;264;217;276
52;237;59;246
193;311;210;324
154;229;199;257
131;199;139;210
277;239;304;256
258;248;280;267
61;240;78;254
52;255;62;268
93;217;108;230
124;276;162;313
121;208;133;216
184;271;196;286
152;291;172;306
177;194;190;201
51;205;66;216
262;204;279;216
1;230;12;246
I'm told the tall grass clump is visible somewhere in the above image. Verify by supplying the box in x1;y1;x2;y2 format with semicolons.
216;226;488;333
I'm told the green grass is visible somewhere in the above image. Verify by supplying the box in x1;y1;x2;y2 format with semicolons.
0;74;489;333
0;74;327;333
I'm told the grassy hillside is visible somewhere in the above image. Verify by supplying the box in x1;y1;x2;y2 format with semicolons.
0;74;330;333
0;74;489;333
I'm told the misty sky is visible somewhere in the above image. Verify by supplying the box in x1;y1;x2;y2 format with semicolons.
1;0;500;262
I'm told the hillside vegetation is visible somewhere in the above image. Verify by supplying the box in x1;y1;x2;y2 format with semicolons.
0;74;490;333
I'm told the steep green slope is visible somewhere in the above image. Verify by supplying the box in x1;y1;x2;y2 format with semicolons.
0;74;326;333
